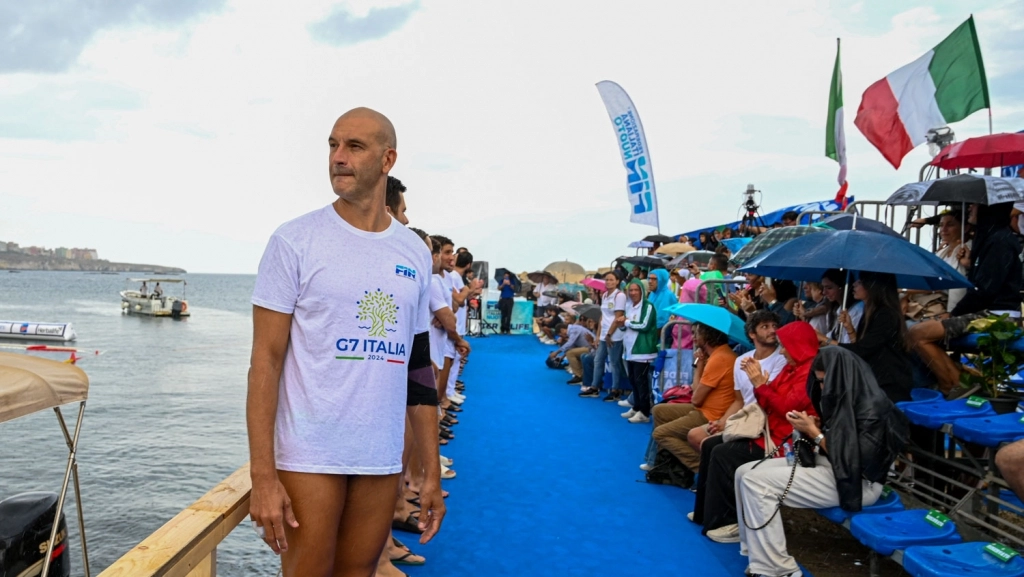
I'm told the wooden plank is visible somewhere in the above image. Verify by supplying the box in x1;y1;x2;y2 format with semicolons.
185;550;215;577
99;464;252;577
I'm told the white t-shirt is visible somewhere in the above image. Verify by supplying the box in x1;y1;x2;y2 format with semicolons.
600;289;628;342
535;282;554;307
434;272;456;361
733;348;787;405
429;276;450;369
451;273;467;336
252;206;431;475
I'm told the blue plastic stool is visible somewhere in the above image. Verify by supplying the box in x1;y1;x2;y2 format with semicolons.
901;399;997;430
817;489;904;524
903;542;1024;577
850;510;962;556
952;413;1024;447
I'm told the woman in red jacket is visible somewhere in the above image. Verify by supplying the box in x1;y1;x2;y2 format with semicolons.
697;321;820;543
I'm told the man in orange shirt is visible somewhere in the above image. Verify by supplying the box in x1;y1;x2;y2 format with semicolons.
651;322;737;483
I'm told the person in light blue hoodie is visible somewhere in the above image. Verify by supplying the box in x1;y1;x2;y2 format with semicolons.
647;268;678;331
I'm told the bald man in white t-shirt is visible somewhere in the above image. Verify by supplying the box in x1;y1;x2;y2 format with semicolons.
247;108;445;576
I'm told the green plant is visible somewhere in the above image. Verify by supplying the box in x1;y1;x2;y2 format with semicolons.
959;314;1024;398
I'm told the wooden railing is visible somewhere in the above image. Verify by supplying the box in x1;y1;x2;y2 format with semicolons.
99;463;252;577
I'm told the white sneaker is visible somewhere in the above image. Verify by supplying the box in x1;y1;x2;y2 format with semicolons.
617;399;632;408
686;512;695;522
448;396;463;406
620;408;637;419
628;412;650;424
706;523;741;543
640;463;652;471
440;455;453;467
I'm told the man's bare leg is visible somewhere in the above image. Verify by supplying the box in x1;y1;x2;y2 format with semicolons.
911;321;961;393
997;439;1024;501
278;471;346;577
334;473;403;577
438;358;453;408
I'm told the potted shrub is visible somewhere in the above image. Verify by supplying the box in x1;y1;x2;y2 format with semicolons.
959;314;1024;413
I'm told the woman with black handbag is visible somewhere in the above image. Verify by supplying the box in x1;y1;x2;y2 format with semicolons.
734;347;909;577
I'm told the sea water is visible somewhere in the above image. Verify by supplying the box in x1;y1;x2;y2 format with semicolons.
0;271;278;575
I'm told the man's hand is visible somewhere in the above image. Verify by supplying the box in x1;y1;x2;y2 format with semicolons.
471;278;484;294
250;473;299;554
455;338;471;356
417;479;447;544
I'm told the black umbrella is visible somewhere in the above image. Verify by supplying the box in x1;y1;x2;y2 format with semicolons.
887;174;1024;206
494;268;521;291
574;304;602;322
618;254;671;268
643;234;675;244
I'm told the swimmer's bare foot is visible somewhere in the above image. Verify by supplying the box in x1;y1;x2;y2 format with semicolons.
377;546;408;577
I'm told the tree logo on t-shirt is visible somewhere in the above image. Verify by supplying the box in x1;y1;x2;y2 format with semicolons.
356;289;399;337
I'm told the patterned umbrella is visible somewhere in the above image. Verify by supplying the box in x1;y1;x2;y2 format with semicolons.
729;226;828;267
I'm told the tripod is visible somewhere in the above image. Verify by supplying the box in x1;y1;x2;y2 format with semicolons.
740;208;768;237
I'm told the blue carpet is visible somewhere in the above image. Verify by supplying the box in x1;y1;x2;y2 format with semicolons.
405;335;750;577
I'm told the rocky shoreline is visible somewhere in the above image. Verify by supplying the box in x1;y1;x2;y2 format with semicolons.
0;252;186;273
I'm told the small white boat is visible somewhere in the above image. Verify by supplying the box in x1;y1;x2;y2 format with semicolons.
120;278;190;318
0;321;76;341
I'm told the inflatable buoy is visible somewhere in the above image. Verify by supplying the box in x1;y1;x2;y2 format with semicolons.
181;302;188;311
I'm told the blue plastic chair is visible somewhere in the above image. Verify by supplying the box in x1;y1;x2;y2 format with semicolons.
903;542;1024;577
850;510;962;556
817;490;904;524
952;413;1024;448
901;399;998;430
911;388;945;403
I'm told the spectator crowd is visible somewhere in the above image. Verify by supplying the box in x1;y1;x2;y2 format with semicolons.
530;203;1024;577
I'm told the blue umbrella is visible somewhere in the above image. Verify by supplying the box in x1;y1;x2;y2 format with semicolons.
720;237;753;253
735;229;972;290
664;303;752;348
818;214;903;239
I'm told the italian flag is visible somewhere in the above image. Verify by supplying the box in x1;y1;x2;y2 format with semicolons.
854;16;989;169
826;38;848;207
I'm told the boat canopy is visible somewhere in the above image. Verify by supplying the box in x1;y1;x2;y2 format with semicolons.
128;278;185;283
0;352;89;423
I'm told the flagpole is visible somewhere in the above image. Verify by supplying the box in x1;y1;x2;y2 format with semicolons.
989;107;993;135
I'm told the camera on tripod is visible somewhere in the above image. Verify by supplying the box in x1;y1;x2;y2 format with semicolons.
742;184;760;215
739;184;767;236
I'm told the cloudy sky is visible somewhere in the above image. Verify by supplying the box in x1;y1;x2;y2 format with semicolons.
0;0;1021;274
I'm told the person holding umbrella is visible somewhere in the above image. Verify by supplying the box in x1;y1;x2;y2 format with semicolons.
910;202;1023;394
836;272;913;404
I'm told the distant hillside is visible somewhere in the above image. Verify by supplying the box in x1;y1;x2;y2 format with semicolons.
0;252;186;273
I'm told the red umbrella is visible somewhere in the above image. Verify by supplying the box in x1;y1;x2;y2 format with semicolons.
930;133;1024;171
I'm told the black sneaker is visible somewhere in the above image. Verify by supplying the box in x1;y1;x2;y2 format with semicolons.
566;376;583;384
578;388;600;398
601;391;620;402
